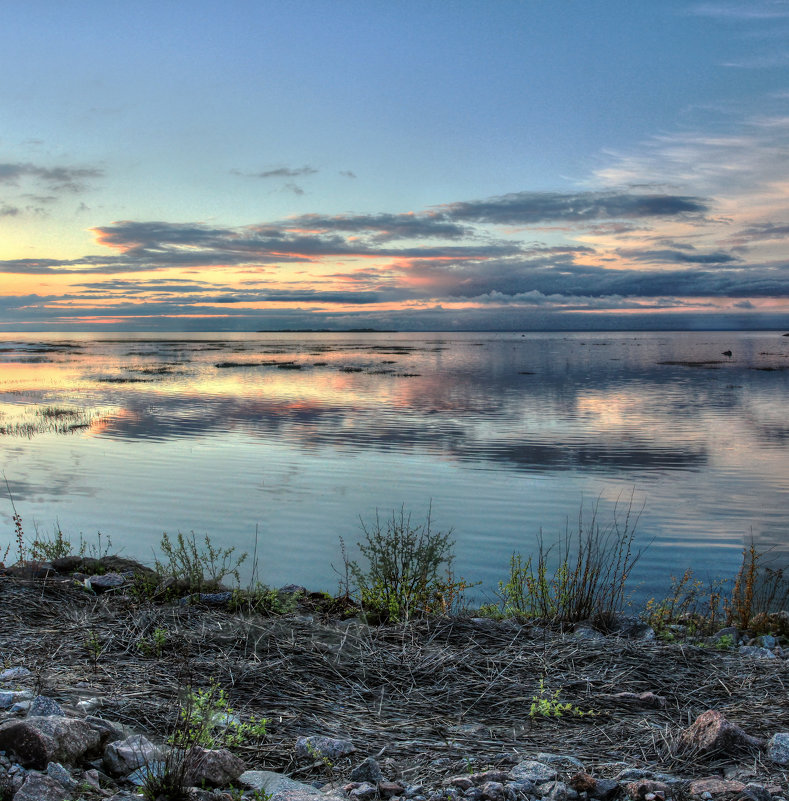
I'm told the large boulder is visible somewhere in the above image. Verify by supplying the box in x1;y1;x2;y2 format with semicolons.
0;715;100;769
509;760;558;784
678;710;763;756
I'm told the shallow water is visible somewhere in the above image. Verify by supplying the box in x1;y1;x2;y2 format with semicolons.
1;330;787;604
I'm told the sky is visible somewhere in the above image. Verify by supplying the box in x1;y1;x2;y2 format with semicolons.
2;0;789;331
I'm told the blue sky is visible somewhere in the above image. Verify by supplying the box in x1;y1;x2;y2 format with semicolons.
1;0;789;330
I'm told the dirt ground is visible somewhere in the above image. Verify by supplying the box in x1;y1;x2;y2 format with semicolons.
1;575;788;790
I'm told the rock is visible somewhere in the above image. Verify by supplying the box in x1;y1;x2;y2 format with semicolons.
688;777;745;797
126;760;166;787
240;769;320;795
572;625;606;641
29;696;65;717
183;745;245;788
759;634;778;649
470;771;509;784
103;734;164;776
350;757;384;783
295;735;355;762
14;771;71;800
0;715;100;769
538;780;577;801
76;697;103;714
280;583;307;595
451;777;475;791
537;753;586;771
740;784;773;801
350;781;378;800
712;627;740;643
766;732;789;764
738;645;776;659
85;715;124;745
606;617;656;639
678;710;763;756
0;666;32;682
569;773;619;801
481;780;505;801
86;572;126;592
379;781;405;798
625;779;671;800
46;761;77;790
0;689;33;709
611;692;667;709
509;760;557;784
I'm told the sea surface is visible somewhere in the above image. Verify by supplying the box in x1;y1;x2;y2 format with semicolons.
1;330;787;606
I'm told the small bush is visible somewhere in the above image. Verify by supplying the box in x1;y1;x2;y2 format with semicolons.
340;505;473;622
529;678;595;719
499;497;644;624
154;531;247;594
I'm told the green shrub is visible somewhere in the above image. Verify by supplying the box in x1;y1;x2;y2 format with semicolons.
499;497;644;624
154;531;247;593
340;506;474;622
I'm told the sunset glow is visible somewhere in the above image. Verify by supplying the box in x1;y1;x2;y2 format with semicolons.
1;2;788;331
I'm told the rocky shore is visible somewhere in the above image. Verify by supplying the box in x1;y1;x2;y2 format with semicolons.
0;558;787;801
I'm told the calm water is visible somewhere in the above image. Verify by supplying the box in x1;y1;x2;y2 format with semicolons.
1;330;787;605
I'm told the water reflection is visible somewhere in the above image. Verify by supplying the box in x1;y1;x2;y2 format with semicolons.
0;331;787;594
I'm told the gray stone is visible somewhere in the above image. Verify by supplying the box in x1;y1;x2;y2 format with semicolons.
87;572;126;592
46;761;76;790
738;645;776;659
615;769;653;781
0;666;31;682
85;714;124;744
13;772;70;801
240;770;322;794
481;780;505;801
741;784;773;801
572;625;606;641
9;701;31;714
350;781;378;800
760;634;778;650
183;745;244;788
537;753;585;772
270;787;347;801
509;760;557;784
767;732;789;765
30;696;64;717
295;735;356;761
103;734;164;776
538;780;577;801
0;715;100;770
127;760;167;787
0;689;32;709
350;757;384;783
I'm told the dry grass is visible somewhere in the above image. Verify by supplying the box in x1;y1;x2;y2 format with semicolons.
2;576;787;788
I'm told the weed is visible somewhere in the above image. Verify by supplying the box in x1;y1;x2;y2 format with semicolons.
84;631;103;672
716;633;735;649
30;525;72;561
155;531;247;594
339;505;474;622
171;679;268;749
229;584;301;615
140;679;268;801
138;627;168;657
529;678;595;719
499;496;644;624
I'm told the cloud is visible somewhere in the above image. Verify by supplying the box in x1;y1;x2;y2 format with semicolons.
689;1;789;20
340;170;357;179
0;162;102;192
0;204;19;217
439;190;708;225
236;166;318;179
